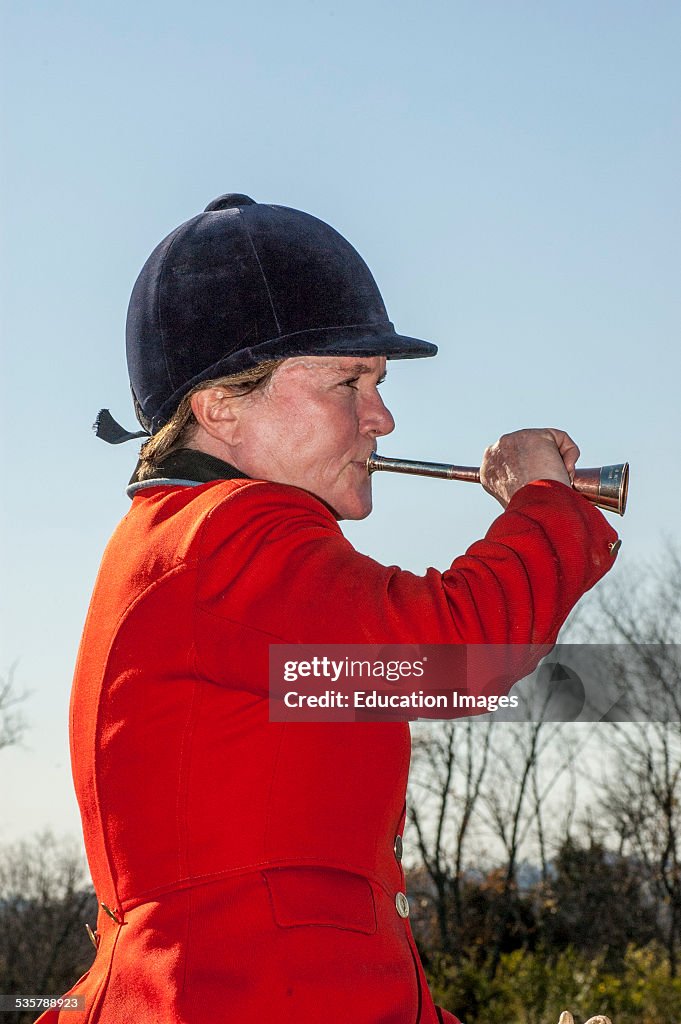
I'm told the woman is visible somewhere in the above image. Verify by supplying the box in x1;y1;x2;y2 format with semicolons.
39;194;619;1023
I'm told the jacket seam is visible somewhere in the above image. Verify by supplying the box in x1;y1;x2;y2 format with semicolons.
91;560;197;909
238;209;282;334
118;857;401;910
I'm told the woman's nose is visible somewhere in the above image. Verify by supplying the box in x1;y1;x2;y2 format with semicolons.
363;391;395;438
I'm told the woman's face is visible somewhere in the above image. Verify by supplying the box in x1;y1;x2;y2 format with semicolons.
229;355;395;519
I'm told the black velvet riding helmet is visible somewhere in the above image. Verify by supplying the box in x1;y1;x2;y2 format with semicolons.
125;193;438;435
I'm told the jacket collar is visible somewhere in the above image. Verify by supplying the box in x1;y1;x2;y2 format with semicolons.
127;448;249;499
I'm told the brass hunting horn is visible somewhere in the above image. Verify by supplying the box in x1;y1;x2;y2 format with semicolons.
367;454;629;516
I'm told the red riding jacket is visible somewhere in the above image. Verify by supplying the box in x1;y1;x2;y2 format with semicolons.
39;461;618;1024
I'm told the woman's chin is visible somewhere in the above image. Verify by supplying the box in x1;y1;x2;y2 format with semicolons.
335;490;373;522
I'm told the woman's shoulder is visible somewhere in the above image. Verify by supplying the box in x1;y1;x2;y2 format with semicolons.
198;477;343;548
124;476;343;559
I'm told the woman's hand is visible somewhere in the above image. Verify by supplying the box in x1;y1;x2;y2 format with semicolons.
480;428;580;508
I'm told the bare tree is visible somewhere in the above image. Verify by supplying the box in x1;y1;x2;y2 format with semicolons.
407;718;494;957
584;544;681;973
407;705;588;979
0;665;27;752
478;719;581;977
0;833;96;1024
407;713;575;960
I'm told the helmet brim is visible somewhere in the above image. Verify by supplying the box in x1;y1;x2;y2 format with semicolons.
149;324;437;432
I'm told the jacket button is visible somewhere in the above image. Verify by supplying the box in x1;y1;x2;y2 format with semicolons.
395;892;410;918
393;835;403;862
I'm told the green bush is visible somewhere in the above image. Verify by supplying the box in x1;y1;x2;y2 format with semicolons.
427;943;681;1024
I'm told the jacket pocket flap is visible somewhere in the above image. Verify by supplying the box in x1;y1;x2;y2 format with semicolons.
263;867;377;935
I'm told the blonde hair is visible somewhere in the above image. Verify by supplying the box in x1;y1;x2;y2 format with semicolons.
136;359;285;481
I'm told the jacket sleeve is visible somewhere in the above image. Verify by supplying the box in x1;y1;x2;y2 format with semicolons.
192;478;619;696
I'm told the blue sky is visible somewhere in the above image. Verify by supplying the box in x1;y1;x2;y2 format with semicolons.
1;0;679;840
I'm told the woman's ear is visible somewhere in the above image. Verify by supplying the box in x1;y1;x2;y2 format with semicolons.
190;387;241;446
